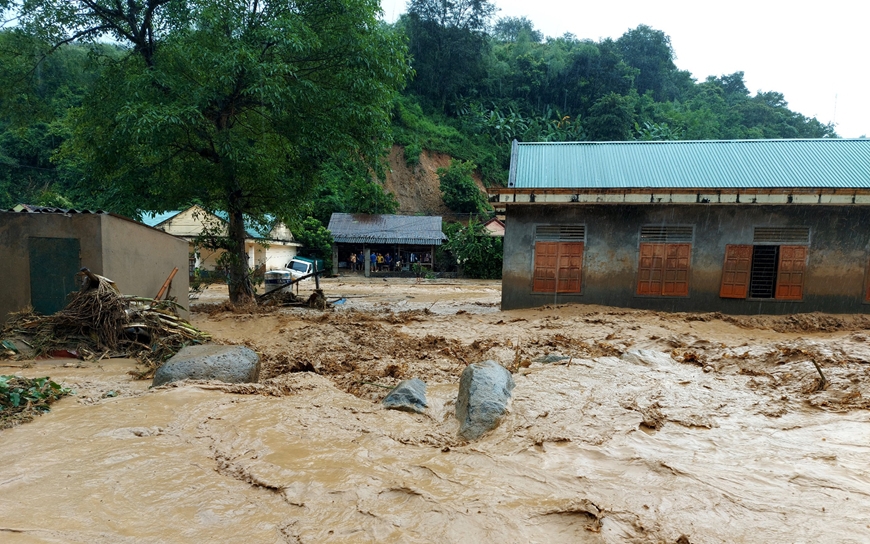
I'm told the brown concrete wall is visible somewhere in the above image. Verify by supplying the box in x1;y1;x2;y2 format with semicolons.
0;212;103;322
100;215;189;316
502;204;870;314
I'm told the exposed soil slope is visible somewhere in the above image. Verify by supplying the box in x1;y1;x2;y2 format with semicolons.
382;145;488;216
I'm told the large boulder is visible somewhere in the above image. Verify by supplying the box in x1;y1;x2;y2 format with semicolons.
455;360;515;440
152;344;260;387
382;378;428;413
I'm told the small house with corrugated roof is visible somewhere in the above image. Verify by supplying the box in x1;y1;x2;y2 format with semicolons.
327;213;447;276
492;139;870;313
141;205;301;276
1;205;188;323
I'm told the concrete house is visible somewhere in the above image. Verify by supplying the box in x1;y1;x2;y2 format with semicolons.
142;205;301;276
1;206;189;323
493;139;870;314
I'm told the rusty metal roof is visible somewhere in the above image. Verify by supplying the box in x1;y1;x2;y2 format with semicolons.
7;204;109;214
508;139;870;189
328;213;446;245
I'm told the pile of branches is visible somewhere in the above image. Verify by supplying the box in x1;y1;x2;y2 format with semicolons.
3;274;210;378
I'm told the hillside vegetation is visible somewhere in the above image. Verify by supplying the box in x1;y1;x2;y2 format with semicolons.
1;1;837;219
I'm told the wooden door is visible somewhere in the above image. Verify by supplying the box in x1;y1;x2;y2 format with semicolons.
720;244;753;299
775;245;807;300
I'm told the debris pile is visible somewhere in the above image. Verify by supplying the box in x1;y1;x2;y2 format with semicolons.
2;273;210;378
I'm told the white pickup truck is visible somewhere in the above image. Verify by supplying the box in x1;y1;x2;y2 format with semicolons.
263;257;324;292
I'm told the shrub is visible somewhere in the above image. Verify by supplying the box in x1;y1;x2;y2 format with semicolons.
437;159;491;214
442;220;503;279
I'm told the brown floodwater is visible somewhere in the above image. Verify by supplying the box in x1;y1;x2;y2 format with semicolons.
3;278;870;543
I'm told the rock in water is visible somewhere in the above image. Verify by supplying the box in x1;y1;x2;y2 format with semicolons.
455;360;515;440
382;378;428;413
152;344;260;387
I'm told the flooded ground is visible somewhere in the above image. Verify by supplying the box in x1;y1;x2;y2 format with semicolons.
2;277;870;543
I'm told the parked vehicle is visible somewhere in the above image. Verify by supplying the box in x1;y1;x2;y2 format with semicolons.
263;257;324;293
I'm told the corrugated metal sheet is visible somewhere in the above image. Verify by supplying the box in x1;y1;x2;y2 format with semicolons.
328;213;447;245
8;204;108;214
141;208;271;239
510;139;870;189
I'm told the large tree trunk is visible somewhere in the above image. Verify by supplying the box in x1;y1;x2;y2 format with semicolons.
227;207;255;305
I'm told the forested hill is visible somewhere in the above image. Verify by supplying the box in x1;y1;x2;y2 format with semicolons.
391;2;837;188
0;0;837;214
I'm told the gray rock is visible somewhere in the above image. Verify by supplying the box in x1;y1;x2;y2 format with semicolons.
382;378;428;413
152;344;260;387
534;354;570;364
621;349;675;368
455;360;515;440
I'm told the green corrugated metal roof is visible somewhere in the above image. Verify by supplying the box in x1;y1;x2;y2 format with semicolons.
508;139;870;189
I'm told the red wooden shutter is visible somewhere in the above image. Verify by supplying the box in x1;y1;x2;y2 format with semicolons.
533;242;558;292
637;243;665;295
720;244;753;299
662;243;691;296
556;242;583;293
775;245;807;300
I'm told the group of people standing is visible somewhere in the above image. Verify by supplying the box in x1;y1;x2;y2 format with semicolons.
348;251;401;272
348;250;433;273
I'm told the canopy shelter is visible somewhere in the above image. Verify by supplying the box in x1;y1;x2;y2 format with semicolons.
327;213;447;277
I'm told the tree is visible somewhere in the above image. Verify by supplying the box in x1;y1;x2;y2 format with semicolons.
7;0;410;303
585;92;636;141
293;216;334;271
402;0;496;111
492;16;542;43
441;220;502;279
307;155;398;226
616;25;678;100
437;159;489;213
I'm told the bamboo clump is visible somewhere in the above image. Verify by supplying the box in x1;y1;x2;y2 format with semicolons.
2;274;210;378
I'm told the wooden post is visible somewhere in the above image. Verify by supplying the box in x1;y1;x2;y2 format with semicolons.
314;260;320;290
364;247;371;278
332;244;338;276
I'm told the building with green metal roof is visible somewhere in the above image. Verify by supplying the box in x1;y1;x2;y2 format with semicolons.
494;139;870;314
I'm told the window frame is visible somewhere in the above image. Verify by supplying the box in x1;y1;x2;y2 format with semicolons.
718;227;810;302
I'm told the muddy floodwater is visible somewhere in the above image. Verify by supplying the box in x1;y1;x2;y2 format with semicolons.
2;277;870;543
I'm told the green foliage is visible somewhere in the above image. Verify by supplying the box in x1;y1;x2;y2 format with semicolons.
393;21;836;177
437;159;490;214
615;25;678;100
1;4;840;245
308;156;398;226
402;0;497;109
586;92;637;141
13;0;411;303
0;31;114;209
0;375;72;428
391;95;507;186
404;141;422;166
441;221;502;279
493;17;543;44
293;217;334;271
